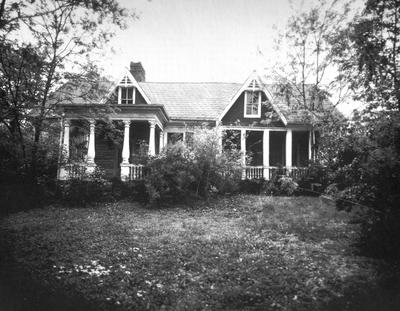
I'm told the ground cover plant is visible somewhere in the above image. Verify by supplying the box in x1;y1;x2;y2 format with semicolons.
1;195;399;311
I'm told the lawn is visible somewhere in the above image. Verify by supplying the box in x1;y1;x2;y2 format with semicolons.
0;195;399;311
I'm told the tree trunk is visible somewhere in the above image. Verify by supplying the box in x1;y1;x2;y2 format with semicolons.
30;119;42;183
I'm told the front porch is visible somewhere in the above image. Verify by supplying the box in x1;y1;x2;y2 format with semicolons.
58;118;165;181
58;120;314;182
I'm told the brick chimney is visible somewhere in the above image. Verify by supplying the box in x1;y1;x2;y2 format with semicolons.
130;62;145;82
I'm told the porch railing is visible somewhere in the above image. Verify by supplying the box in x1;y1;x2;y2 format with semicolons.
129;164;146;181
64;163;87;179
245;166;264;179
63;164;310;181
244;166;310;180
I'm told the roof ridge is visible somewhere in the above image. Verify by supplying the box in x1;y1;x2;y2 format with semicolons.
139;81;241;84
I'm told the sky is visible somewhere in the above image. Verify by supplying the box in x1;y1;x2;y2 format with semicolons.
96;0;363;115
101;0;297;82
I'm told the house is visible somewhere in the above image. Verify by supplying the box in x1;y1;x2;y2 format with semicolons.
57;62;331;181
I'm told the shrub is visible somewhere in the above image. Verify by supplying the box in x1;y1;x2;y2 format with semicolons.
144;143;197;205
326;111;400;258
239;179;265;194
261;175;298;196
110;179;148;202
144;127;243;205
297;162;329;195
59;166;112;207
278;176;298;195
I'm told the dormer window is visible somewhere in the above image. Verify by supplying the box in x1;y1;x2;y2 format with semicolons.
121;87;134;104
118;74;135;104
244;78;262;118
244;91;261;118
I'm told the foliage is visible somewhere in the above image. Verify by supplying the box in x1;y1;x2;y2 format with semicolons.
325;0;400;258
261;175;299;196
59;166;112;207
190;127;242;197
144;128;242;205
1;196;394;311
130;140;151;165
268;0;352;113
144;142;197;205
297;161;329;194
333;0;400;111
0;0;132;186
325;112;400;257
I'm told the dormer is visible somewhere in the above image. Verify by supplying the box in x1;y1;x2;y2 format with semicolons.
218;71;287;127
244;79;262;118
106;66;150;106
117;74;135;104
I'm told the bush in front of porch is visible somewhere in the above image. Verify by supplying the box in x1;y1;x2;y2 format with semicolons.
144;128;243;205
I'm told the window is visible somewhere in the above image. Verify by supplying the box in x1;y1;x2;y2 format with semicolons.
120;87;134;104
185;132;194;146
118;74;135;104
167;132;183;144
244;91;261;118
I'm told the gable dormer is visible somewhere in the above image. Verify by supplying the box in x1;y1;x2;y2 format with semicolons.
118;74;136;104
218;72;287;127
99;67;151;105
244;78;262;118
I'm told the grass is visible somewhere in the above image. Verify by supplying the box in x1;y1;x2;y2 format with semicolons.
0;195;399;310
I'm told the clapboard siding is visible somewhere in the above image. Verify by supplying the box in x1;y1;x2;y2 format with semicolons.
95;138;119;178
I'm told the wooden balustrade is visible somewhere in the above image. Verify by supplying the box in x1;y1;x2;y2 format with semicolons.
63;163;310;181
129;164;146;181
244;166;310;180
65;163;87;179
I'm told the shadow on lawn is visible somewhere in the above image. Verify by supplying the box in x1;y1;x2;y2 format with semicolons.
1;257;400;311
325;268;400;311
0;256;96;311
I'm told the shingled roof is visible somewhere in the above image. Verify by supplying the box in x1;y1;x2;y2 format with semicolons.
56;73;341;124
139;82;241;120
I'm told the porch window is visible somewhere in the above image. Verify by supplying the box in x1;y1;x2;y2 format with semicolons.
185;132;194;146
244;91;261;118
120;87;135;104
167;132;183;144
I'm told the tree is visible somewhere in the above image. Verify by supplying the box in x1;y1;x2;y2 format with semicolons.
267;0;352;114
328;0;400;258
0;0;134;182
263;0;353;164
334;0;400;111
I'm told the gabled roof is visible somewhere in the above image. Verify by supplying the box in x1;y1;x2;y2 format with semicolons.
100;69;152;105
139;82;241;120
217;71;288;125
55;68;341;125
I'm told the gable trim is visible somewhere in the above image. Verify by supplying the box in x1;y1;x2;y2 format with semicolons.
217;71;287;125
99;68;152;105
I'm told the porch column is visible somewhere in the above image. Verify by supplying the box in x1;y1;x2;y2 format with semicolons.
120;120;131;181
164;131;168;147
263;129;270;179
217;126;223;152
308;129;312;162
59;119;70;180
159;131;164;153
149;121;156;156
241;129;246;179
285;129;292;170
86;119;96;173
62;119;70;160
